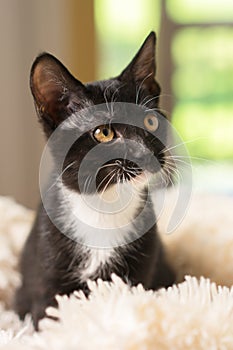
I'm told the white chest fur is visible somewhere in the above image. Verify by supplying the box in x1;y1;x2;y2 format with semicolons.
57;178;147;281
78;247;115;282
62;181;142;229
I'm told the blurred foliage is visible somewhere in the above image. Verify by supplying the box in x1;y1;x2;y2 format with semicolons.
95;0;160;78
173;104;233;160
172;27;233;104
172;26;233;160
95;0;233;161
167;0;233;23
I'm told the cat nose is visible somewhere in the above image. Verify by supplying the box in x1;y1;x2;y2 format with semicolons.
139;153;160;172
144;155;161;172
124;139;161;173
127;147;160;173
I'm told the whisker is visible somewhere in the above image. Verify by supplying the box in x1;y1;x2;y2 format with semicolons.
103;81;115;116
97;162;118;172
139;94;153;108
116;170;125;208
166;154;215;164
164;161;189;176
99;172;116;199
161;137;207;155
157;169;169;187
163;157;181;169
110;83;125;115
141;95;160;108
160;167;176;187
163;156;191;167
140;93;172;108
162;163;182;184
83;174;93;193
124;165;142;171
145;106;171;117
135;73;153;105
48;161;76;191
161;162;178;181
163;159;182;174
126;174;142;183
124;168;142;177
96;168;117;193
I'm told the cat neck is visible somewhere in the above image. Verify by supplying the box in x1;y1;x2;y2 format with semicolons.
54;175;150;247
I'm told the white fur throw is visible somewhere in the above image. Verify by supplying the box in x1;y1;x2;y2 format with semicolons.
0;192;233;349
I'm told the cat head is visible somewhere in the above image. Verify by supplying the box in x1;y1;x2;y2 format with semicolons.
31;32;167;195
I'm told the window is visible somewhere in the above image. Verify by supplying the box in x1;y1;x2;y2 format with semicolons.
95;0;160;78
94;0;233;193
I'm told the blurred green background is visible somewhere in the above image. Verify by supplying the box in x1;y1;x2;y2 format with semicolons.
95;0;233;160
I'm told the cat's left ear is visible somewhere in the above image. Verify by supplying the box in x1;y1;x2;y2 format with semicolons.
119;32;160;94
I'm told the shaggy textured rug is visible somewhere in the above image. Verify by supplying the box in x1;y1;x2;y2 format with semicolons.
0;191;233;349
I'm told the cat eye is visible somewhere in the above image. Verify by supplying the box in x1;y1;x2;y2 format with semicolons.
144;114;159;132
93;125;115;143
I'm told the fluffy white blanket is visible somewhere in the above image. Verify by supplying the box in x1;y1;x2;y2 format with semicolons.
0;191;233;350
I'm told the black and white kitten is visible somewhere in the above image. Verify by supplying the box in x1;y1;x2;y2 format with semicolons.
15;32;175;329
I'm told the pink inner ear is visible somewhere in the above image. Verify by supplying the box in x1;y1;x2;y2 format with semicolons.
32;63;64;108
30;53;88;134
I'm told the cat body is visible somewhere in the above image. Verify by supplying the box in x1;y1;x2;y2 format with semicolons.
15;32;175;329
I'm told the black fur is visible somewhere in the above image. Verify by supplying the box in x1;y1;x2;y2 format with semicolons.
15;32;175;329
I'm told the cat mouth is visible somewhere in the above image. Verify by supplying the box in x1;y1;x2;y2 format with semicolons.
93;151;168;194
115;159;143;181
62;155;163;195
95;159;148;193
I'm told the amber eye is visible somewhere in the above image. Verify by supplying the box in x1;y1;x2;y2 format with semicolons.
93;125;115;143
144;114;159;132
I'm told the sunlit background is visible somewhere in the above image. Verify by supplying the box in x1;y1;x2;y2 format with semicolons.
0;0;232;208
95;0;233;195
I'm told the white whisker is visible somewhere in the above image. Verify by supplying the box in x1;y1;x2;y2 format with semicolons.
135;73;153;105
140;93;172;109
164;156;190;167
96;168;117;193
99;172;116;199
103;81;115;116
162;137;208;154
97;162;118;172
83;174;93;193
47;161;76;191
110;84;125;115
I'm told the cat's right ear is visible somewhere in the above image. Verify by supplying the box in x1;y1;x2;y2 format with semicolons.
30;53;88;136
118;32;160;96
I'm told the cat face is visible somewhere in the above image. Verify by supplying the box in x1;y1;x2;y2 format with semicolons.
30;32;167;195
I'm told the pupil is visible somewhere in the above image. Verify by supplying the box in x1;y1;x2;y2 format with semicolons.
148;118;153;126
103;128;109;136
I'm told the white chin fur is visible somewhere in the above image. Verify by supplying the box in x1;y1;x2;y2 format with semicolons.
55;171;151;246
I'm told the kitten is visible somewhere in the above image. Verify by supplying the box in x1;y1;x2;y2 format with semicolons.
15;32;175;329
